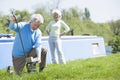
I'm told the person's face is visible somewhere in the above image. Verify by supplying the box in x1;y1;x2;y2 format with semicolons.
53;13;61;21
30;20;41;30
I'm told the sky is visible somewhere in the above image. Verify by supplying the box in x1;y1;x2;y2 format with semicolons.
0;0;120;23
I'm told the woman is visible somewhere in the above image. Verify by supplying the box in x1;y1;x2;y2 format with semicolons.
46;9;70;64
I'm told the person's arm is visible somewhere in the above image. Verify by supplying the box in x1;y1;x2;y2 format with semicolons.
35;47;41;63
45;22;52;35
9;16;25;32
32;31;42;63
60;20;70;36
46;30;49;35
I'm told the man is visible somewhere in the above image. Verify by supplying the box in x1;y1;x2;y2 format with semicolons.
9;14;47;75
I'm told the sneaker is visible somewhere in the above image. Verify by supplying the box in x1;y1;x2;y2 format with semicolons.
7;66;13;74
39;67;44;72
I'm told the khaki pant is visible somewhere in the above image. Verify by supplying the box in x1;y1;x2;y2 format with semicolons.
13;47;47;75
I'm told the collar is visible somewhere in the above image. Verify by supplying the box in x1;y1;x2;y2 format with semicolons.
28;23;35;33
30;28;34;32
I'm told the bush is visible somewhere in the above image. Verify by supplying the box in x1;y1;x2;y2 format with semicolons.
108;36;120;53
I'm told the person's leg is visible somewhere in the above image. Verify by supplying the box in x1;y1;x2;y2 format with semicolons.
49;37;58;64
55;38;66;64
27;48;47;72
12;56;26;75
26;48;37;72
27;48;37;58
39;47;47;72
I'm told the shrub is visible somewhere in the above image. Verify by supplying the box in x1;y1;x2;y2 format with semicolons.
108;36;120;53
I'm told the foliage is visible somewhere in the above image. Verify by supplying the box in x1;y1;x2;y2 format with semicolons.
108;36;120;53
97;23;114;42
0;53;120;80
14;10;31;22
109;19;120;35
0;16;11;34
0;7;116;43
84;8;90;20
69;8;79;18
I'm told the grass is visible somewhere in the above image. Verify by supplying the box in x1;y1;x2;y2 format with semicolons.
0;53;120;80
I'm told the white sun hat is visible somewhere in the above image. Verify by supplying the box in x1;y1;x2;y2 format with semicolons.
52;9;62;16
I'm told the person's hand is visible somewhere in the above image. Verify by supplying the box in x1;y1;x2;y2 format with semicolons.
10;15;16;24
36;54;41;63
60;32;65;37
46;30;50;36
36;58;41;63
36;59;41;63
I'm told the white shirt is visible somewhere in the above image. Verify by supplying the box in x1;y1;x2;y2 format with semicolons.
46;20;70;37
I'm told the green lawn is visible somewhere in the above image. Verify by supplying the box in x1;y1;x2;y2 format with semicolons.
0;53;120;80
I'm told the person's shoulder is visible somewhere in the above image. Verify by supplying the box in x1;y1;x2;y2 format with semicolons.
49;20;55;24
36;29;42;34
46;21;54;26
19;22;28;26
59;20;65;23
19;22;28;24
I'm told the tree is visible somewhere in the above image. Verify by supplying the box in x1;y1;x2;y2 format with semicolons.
70;8;79;18
9;9;30;22
84;8;90;19
108;36;120;53
109;19;120;35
